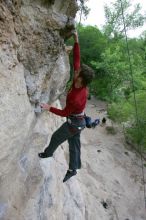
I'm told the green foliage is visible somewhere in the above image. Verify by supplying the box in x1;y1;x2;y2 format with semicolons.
103;0;146;39
129;92;146;118
90;42;132;100
108;101;133;122
126;122;146;151
108;91;146;150
90;78;109;100
77;25;107;65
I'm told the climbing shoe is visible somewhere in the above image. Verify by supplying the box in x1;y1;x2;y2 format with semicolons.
63;170;77;183
38;152;52;158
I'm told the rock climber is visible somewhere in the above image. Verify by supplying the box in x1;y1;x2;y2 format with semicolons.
38;31;95;182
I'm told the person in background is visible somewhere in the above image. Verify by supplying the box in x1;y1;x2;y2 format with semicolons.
38;31;95;182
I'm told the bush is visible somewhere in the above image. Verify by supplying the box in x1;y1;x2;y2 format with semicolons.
108;91;146;151
107;101;133;122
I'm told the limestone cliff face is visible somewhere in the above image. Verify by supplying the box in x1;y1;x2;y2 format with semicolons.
0;1;85;220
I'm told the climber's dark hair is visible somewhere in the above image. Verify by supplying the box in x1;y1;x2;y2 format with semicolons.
79;64;95;87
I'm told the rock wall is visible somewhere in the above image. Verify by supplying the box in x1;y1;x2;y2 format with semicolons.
0;1;85;219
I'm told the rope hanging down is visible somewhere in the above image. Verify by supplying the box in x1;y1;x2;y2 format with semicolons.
119;0;146;209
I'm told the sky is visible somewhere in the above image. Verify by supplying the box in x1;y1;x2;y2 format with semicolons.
76;0;146;37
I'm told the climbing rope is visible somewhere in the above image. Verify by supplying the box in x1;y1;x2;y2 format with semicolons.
119;0;146;209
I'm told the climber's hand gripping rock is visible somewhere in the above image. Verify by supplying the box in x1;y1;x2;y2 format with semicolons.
40;103;51;111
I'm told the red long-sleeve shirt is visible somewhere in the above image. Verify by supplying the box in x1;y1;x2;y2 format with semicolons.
50;42;88;117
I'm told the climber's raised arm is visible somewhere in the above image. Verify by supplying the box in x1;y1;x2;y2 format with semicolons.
73;31;80;80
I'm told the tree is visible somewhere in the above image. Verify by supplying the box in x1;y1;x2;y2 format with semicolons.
77;25;107;65
90;43;131;100
103;0;146;39
77;0;90;24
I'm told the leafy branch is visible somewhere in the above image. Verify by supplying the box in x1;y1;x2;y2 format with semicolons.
77;0;90;24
